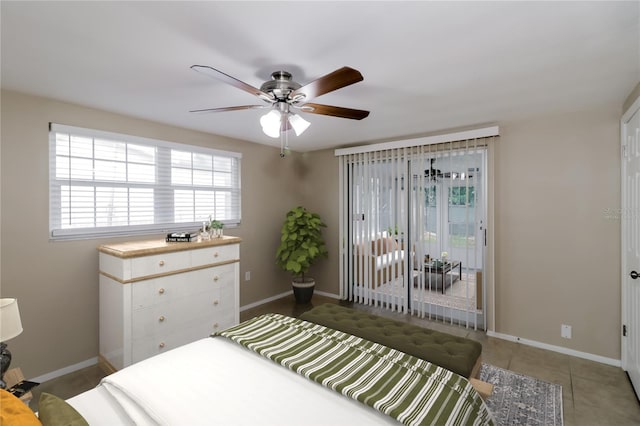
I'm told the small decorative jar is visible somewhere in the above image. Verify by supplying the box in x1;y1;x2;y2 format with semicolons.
198;222;210;241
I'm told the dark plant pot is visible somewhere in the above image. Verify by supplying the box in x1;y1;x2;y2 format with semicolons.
292;278;315;304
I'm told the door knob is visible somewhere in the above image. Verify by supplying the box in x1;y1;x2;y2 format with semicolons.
631;271;639;280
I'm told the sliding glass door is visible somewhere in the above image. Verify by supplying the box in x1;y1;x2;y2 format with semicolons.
339;138;491;330
348;154;407;310
410;150;486;328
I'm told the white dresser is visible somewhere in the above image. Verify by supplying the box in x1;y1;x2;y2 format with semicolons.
98;236;241;371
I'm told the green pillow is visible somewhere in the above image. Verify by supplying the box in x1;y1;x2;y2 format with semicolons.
38;393;88;426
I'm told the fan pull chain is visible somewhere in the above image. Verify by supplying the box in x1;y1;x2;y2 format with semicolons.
280;122;290;158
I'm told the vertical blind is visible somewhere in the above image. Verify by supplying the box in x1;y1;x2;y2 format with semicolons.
336;128;498;329
49;123;241;240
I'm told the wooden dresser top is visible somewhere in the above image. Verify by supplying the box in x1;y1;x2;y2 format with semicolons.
98;236;242;258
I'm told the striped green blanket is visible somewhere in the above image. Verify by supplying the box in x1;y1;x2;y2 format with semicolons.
215;313;495;426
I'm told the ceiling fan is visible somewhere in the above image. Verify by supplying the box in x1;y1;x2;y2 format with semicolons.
425;159;443;181
189;65;369;138
424;159;477;182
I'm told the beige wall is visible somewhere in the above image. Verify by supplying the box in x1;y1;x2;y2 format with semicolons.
305;105;622;360
298;149;341;296
0;90;304;377
494;107;621;360
0;88;623;378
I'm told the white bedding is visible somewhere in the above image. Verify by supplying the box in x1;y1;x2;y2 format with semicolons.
68;337;399;425
67;385;134;425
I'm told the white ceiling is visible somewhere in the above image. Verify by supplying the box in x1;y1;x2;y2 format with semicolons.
2;1;638;152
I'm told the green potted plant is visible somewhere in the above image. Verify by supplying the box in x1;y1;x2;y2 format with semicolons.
276;206;328;304
208;218;224;238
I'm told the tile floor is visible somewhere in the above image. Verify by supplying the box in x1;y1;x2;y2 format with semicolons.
27;294;640;425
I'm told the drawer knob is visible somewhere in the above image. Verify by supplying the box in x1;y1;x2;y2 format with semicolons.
213;252;219;258
159;260;165;266
159;342;165;348
213;276;219;282
159;316;165;322
158;288;165;294
213;300;219;306
213;323;219;329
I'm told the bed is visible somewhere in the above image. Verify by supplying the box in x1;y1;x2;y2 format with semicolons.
65;313;495;425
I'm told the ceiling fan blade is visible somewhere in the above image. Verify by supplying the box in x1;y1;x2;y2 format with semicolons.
300;103;369;120
290;67;364;101
189;105;268;113
191;65;275;102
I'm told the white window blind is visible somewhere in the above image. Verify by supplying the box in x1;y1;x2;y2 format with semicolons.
49;123;241;240
336;127;499;330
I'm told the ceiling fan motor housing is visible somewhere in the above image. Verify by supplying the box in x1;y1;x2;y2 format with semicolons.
260;71;303;102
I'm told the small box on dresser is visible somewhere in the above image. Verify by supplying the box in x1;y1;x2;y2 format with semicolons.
98;236;241;372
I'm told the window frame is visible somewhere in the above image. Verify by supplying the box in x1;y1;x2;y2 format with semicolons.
49;123;241;240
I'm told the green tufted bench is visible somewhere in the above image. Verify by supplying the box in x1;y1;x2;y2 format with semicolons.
299;303;483;379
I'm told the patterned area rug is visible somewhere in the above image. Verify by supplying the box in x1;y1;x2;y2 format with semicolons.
479;364;563;426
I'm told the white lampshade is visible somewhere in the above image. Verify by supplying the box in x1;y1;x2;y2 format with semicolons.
0;298;23;342
288;113;311;136
260;109;282;138
261;108;311;138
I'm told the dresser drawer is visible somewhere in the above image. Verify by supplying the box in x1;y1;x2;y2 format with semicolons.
191;244;239;267
131;264;235;309
131;315;233;363
210;307;236;333
131;290;223;339
130;250;191;279
132;326;210;363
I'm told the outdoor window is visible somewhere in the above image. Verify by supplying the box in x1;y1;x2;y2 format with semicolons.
449;186;475;207
448;185;477;248
49;123;241;240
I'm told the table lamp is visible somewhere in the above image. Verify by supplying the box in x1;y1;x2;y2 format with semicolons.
0;298;23;389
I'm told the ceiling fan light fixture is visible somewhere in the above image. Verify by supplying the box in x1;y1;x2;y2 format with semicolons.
260;109;281;138
288;113;310;136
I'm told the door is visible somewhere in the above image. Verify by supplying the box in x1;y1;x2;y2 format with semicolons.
622;98;640;396
409;150;486;328
347;158;408;309
339;140;492;328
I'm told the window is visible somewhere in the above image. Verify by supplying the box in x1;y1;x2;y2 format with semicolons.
449;186;475;207
448;185;476;248
49;123;241;240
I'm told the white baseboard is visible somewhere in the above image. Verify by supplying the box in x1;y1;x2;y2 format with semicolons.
240;290;341;312
486;330;621;367
314;290;340;299
246;294;622;366
239;291;292;312
39;298;619;384
31;357;99;383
